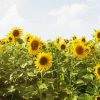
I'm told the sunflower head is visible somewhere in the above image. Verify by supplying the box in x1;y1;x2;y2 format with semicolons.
28;36;42;56
73;41;87;59
59;41;67;51
35;52;52;71
55;36;62;44
10;27;23;39
85;46;91;55
94;30;100;41
6;34;15;43
72;35;77;40
24;33;33;45
81;36;86;43
95;64;100;80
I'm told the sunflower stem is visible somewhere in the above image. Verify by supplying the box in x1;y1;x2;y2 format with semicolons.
40;71;43;100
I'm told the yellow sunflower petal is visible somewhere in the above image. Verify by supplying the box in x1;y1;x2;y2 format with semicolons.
28;36;42;56
9;27;23;39
35;52;52;71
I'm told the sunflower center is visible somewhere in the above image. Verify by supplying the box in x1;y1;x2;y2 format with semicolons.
76;46;84;55
31;40;39;50
82;38;85;42
9;37;12;41
98;67;100;75
61;44;66;50
27;37;30;42
97;97;100;100
40;57;48;65
97;32;100;38
13;30;19;37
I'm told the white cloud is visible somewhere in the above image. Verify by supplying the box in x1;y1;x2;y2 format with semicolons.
49;4;89;26
48;3;92;39
0;5;24;38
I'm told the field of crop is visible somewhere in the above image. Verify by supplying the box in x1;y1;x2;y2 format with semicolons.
0;27;100;100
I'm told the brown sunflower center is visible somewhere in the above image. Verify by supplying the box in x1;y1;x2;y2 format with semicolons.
98;67;100;75
97;32;100;38
31;40;39;50
76;46;84;55
13;30;19;37
9;37;12;41
40;57;48;65
27;37;30;42
82;38;85;42
61;44;66;50
97;97;100;100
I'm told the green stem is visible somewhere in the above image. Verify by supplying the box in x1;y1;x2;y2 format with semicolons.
40;71;43;100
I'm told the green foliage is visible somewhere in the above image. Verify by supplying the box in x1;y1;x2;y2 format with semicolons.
0;41;100;100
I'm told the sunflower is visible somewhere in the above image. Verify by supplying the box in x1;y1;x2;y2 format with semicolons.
35;52;52;71
10;27;23;39
80;36;86;43
95;64;100;79
85;46;91;55
6;34;15;43
94;30;100;41
95;95;100;100
55;36;62;44
73;41;86;59
58;41;67;51
24;33;33;45
28;36;42;56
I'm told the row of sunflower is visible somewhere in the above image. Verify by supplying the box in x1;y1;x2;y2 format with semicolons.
0;27;100;100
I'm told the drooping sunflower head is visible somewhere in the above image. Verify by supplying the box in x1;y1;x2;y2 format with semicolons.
94;30;100;41
35;52;52;71
24;33;33;45
10;27;23;39
95;64;100;80
28;36;42;56
73;41;86;59
95;95;100;100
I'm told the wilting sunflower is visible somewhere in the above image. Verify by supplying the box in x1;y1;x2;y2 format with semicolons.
10;27;23;39
94;30;100;41
95;64;100;79
28;36;42;56
35;52;52;71
95;95;100;100
24;33;33;45
72;41;87;59
80;36;86;43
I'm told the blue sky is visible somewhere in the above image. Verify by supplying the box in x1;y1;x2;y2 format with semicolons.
0;0;100;40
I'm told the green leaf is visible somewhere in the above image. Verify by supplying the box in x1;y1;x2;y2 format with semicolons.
82;74;93;80
8;86;16;93
27;72;34;77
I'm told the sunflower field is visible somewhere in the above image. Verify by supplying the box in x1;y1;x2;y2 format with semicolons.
0;27;100;100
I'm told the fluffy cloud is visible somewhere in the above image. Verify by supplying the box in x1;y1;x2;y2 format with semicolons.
49;4;89;27
0;5;24;38
48;4;90;38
